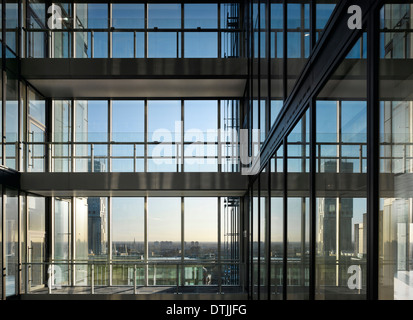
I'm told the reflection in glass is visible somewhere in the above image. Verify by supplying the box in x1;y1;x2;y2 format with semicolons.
316;34;367;300
287;109;310;300
53;100;72;172
286;2;310;96
5;72;18;170
54;198;71;285
75;100;108;172
379;3;413;300
5;189;18;296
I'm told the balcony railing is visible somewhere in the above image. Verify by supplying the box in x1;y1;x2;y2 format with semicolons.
20;259;242;295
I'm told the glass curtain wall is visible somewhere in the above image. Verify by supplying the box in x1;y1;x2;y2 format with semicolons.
47;196;240;290
51;99;240;173
25;2;242;59
379;3;413;300
286;109;310;300
315;35;367;300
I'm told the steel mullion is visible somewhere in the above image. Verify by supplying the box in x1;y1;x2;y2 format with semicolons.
309;98;316;300
283;135;287;300
367;5;380;301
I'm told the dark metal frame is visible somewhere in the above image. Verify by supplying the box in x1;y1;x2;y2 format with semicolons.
246;0;386;301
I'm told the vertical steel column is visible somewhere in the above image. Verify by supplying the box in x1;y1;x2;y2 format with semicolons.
17;191;21;295
70;196;75;286
144;99;148;173
180;100;184;172
282;0;287;102
282;135;287;300
256;0;262;301
144;3;148;58
265;0;271;300
257;175;261;300
17;1;22;173
108;3;112;58
72;3;75;58
218;100;221;173
309;1;317;300
181;3;184;58
108;196;112;286
144;196;148;287
45;196;53;290
180;197;184;288
309;98;316;300
367;5;380;301
71;99;75;172
217;197;222;293
249;187;253;299
310;0;316;53
108;99;112;173
218;3;221;58
2;0;6;167
1;188;5;299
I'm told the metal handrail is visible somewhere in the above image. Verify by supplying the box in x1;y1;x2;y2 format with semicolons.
21;259;242;295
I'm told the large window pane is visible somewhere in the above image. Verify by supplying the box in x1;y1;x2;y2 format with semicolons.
112;197;144;286
147;101;181;172
75;100;108;172
28;89;46;172
184;4;217;29
54;198;71;285
147;197;181;286
148;4;181;29
112;4;144;29
53;100;72;172
184;32;217;58
148;32;179;58
5;72;18;170
184;100;217;172
75;198;88;285
184;198;218;285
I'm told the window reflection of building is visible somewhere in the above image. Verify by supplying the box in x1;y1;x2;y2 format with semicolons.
87;197;107;256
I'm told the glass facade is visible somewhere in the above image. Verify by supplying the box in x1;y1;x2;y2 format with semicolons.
0;0;412;302
379;3;413;300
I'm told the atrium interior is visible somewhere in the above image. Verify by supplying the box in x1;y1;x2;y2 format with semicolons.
0;0;412;301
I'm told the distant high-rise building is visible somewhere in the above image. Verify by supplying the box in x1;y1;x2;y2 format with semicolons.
88;197;107;256
318;161;354;255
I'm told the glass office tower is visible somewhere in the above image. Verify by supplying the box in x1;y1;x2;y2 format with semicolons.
0;0;412;301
